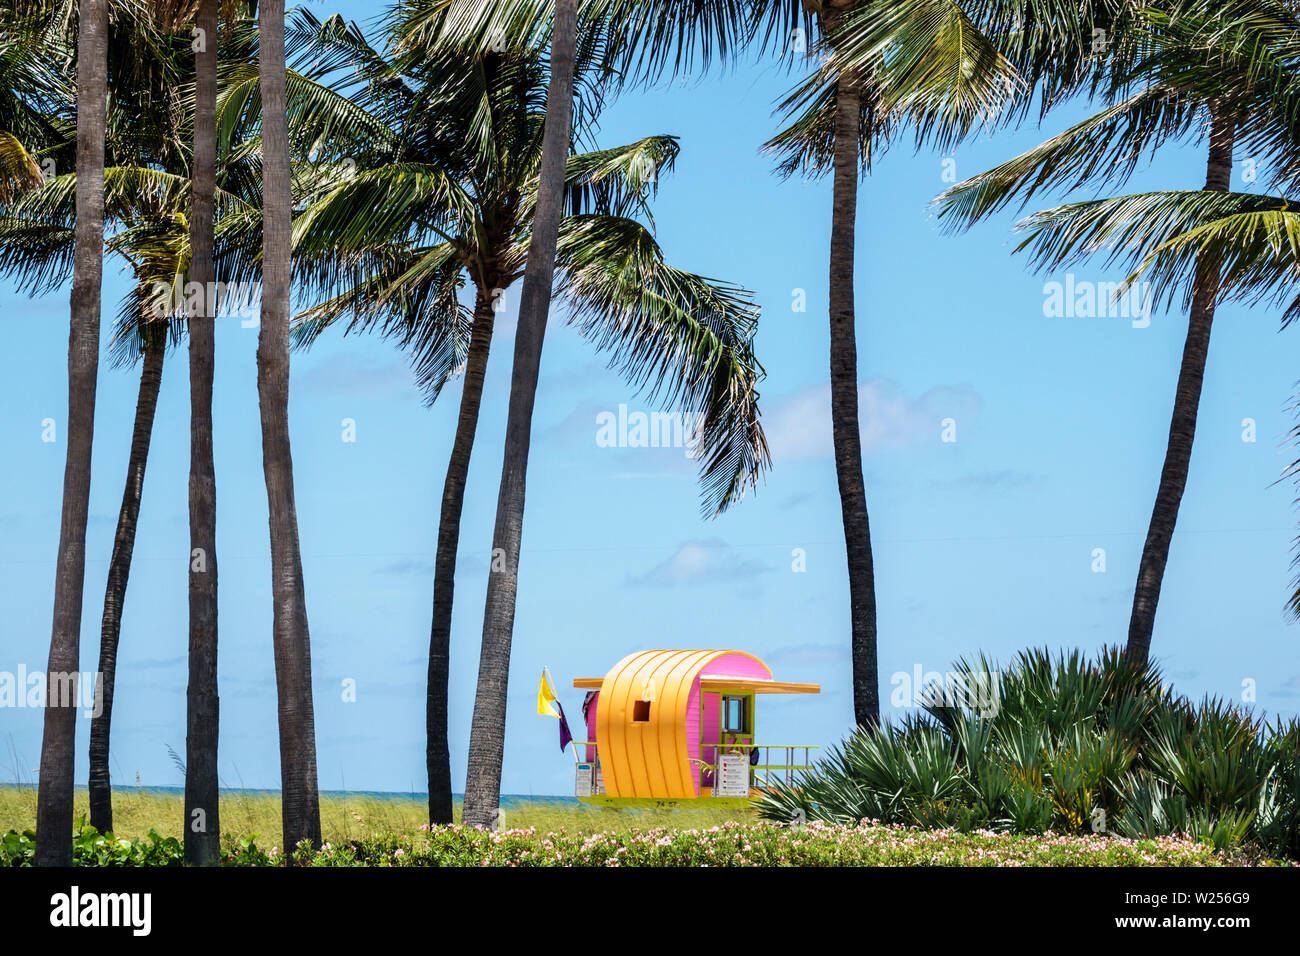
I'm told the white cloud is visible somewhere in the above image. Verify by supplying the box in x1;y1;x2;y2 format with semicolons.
763;378;981;461
626;538;770;588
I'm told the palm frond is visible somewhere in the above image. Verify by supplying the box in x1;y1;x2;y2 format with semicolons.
293;241;472;402
1013;190;1295;314
294;162;473;247
0;129;44;203
553;214;769;516
216;61;404;164
765;74;893;179
934;83;1200;231
826;0;1024;154
560;134;679;222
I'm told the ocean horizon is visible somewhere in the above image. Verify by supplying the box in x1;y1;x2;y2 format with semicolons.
0;783;576;804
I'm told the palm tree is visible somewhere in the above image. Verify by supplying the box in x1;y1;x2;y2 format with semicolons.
88;249;178;836
932;0;1300;663
1127;106;1233;664
184;0;222;867
90;251;182;835
820;1;880;729
1029;231;1300;618
34;0;109;868
0;174;182;836
0;160;249;836
0;4;229;837
360;0;588;829
257;0;322;852
762;0;1057;726
89;331;165;833
1038;188;1300;618
82;0;225;856
283;11;769;826
460;0;580;830
749;0;889;730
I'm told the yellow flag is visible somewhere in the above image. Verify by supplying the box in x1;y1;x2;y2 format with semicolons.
537;668;560;718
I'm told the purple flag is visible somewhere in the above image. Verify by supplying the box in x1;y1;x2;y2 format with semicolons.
556;702;574;752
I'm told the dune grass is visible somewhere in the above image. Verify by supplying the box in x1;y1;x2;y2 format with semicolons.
0;784;742;848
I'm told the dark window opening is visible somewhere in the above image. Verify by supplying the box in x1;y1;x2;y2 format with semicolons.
722;695;748;733
632;700;651;722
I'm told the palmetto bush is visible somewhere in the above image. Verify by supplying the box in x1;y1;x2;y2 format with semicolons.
757;649;1300;858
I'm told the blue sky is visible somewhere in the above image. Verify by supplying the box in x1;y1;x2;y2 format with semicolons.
2;5;1297;797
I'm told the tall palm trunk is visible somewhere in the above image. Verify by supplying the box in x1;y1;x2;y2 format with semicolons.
35;0;108;867
1125;107;1235;665
461;0;579;830
427;284;497;827
185;0;221;866
88;333;165;834
257;0;321;851
828;72;879;728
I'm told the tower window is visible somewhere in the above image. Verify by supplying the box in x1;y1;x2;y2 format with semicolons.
722;695;748;733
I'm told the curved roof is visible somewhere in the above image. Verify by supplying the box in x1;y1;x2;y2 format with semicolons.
594;649;771;799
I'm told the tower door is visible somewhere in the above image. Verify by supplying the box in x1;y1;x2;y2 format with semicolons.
699;691;721;790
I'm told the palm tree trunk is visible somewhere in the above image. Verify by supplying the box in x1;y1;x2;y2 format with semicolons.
87;333;165;835
1125;107;1235;665
35;0;108;867
257;0;321;852
461;0;579;830
828;73;879;728
427;285;497;827
185;0;221;866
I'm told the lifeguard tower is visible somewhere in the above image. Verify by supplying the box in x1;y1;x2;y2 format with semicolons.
569;649;820;808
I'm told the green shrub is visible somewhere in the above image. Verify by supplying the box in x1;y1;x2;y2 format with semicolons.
1255;719;1300;858
0;818;186;867
757;648;1300;860
0;817;284;867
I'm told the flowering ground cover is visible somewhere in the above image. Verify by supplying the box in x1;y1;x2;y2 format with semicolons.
11;819;1283;867
298;820;1287;867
